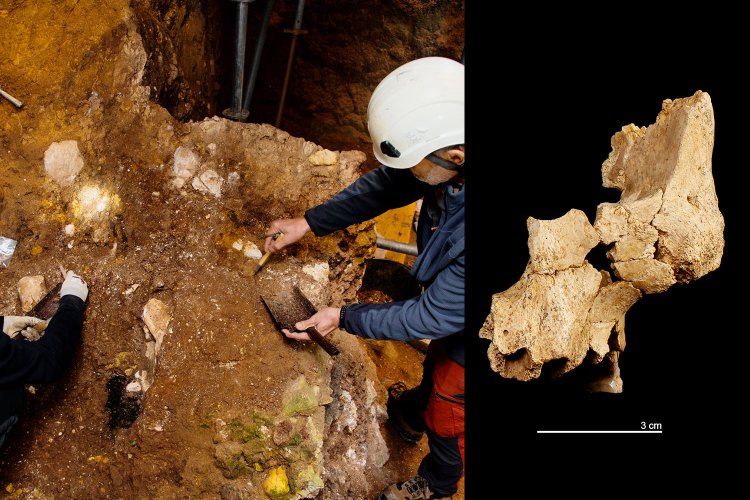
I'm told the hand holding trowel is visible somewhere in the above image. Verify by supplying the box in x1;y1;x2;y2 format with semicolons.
261;286;340;357
250;232;284;276
252;217;313;276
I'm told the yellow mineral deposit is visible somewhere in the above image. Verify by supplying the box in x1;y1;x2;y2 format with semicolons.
262;466;290;498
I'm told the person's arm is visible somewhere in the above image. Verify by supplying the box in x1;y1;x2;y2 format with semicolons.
0;270;88;388
304;165;426;236
282;253;464;345
342;252;465;341
0;295;85;388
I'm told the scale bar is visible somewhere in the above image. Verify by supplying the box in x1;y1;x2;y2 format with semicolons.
537;430;662;434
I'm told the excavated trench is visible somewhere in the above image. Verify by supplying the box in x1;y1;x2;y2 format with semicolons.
131;0;465;169
0;1;465;498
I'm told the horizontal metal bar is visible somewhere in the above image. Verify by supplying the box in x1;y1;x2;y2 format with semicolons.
376;237;418;256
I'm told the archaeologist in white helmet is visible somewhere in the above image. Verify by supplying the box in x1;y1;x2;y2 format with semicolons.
264;56;465;500
1;270;89;449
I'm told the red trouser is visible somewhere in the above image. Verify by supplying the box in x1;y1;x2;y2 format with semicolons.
418;340;465;496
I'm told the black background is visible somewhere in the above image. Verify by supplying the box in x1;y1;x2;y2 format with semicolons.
464;8;744;491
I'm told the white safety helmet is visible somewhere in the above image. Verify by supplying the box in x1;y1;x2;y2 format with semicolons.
367;56;464;170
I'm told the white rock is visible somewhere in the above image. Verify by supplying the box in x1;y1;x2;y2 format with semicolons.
172;146;200;182
135;369;151;393
243;242;262;259
125;381;142;393
232;239;244;251
191;169;224;198
302;262;329;283
337;390;358;433
308;149;339;166
206;143;217;156
142;298;171;355
226;171;240;188
44;140;84;186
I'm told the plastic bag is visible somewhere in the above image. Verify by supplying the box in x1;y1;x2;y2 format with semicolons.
0;236;18;268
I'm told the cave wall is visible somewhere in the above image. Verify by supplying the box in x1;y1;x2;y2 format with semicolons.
131;0;228;120
130;0;465;170
282;0;465;168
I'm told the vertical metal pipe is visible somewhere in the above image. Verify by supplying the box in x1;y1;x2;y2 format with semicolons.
241;0;276;115
231;0;251;114
274;0;305;128
291;0;305;31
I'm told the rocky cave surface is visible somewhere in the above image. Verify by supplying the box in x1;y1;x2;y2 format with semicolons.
0;1;460;498
126;0;465;171
479;91;725;391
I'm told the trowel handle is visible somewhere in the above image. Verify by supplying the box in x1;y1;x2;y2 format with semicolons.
303;327;340;356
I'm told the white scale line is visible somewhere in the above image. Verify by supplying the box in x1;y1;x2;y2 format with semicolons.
537;430;662;434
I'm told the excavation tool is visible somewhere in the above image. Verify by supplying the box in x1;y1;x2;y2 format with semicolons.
260;286;340;356
26;264;69;324
0;86;23;108
250;232;283;276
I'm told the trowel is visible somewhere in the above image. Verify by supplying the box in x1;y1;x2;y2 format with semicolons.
260;286;340;357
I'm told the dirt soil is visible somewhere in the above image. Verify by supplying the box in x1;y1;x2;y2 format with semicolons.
0;2;462;499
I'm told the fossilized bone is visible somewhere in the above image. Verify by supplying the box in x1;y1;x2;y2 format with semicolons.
479;91;724;392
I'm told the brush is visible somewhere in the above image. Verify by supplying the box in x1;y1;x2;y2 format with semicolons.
250;232;283;276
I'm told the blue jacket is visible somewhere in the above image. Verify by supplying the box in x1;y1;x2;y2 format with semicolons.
305;165;465;366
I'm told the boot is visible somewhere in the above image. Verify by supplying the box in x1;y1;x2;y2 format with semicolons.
387;382;427;444
377;475;451;500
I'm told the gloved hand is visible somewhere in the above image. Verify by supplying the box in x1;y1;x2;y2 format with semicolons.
2;315;46;340
59;270;88;302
